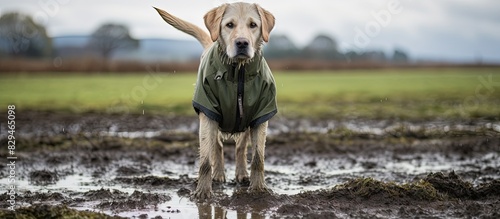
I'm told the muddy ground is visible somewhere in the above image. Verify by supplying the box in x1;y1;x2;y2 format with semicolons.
0;111;499;218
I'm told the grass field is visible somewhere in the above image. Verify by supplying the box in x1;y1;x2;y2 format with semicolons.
1;68;499;120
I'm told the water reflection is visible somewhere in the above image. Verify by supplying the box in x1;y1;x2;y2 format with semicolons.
197;203;266;219
197;203;221;219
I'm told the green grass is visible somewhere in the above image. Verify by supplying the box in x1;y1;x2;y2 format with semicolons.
275;68;500;120
1;68;499;120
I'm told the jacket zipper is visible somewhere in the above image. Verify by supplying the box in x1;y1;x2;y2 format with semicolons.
234;65;245;132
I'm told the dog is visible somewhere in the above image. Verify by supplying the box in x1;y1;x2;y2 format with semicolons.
154;2;276;199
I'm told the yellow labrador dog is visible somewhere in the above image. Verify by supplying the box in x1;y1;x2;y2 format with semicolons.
154;3;277;199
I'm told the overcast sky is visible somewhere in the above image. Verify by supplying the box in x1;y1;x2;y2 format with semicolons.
1;0;499;62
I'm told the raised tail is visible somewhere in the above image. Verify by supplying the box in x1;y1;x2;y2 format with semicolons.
153;7;213;49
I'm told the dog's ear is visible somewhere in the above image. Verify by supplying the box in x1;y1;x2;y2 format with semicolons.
255;4;275;42
204;4;228;42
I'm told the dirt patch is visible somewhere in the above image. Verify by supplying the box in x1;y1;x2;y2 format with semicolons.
96;191;171;212
424;171;475;198
219;190;291;212
0;112;499;218
0;205;126;219
276;203;312;216
285;175;500;218
83;188;128;201
476;180;500;198
28;170;59;185
18;191;67;205
116;165;150;176
114;175;190;188
298;172;500;202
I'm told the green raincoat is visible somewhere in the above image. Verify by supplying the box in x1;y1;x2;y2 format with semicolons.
192;42;278;133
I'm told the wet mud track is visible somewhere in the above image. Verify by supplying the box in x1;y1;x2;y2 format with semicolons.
0;112;499;218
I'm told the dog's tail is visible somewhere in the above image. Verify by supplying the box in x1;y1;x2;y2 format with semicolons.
153;7;213;49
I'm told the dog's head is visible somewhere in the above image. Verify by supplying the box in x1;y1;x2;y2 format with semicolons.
204;3;275;62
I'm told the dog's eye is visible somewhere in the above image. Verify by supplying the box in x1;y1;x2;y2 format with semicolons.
249;22;257;28
226;22;234;28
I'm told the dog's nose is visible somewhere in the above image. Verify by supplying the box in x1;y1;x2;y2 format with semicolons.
235;38;249;49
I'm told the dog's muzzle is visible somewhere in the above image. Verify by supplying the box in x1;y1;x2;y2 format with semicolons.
235;37;250;58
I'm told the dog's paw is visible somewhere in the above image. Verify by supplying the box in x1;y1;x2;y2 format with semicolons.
248;184;272;194
192;189;213;201
212;172;226;183
236;175;250;186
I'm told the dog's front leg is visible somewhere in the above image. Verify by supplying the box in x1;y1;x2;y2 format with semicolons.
211;132;225;183
235;131;250;183
194;113;219;199
249;121;270;192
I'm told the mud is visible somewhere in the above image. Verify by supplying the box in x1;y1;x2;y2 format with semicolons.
0;111;499;218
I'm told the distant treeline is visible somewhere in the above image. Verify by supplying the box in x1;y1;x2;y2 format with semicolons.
2;57;498;73
1;11;496;73
264;34;409;64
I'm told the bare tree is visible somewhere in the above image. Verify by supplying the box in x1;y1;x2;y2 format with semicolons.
0;12;52;58
265;34;300;59
303;34;341;60
87;23;138;59
392;49;409;63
